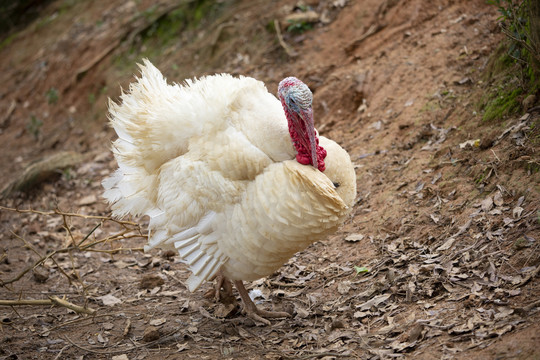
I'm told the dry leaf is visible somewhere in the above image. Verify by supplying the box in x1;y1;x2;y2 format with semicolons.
98;294;122;306
345;233;364;242
176;343;190;352
214;303;236;318
437;237;456;251
338;281;351;295
295;304;310;319
459;139;480;149
356;294;391;311
493;191;504;206
149;318;167;326
112;355;129;360
481;196;494;212
142;326;160;342
77;194;97;206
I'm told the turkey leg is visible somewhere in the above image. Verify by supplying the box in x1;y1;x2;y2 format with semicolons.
214;271;234;302
233;280;290;325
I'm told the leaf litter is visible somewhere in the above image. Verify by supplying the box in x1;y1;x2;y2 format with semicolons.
0;0;539;359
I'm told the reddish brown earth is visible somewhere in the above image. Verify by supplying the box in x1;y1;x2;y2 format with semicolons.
0;0;539;359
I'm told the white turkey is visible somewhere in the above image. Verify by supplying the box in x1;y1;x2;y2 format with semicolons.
103;60;356;324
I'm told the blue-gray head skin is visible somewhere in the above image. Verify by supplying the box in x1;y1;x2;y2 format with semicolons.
278;77;327;171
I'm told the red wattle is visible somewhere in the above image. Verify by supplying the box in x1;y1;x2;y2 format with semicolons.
281;96;326;172
295;144;326;172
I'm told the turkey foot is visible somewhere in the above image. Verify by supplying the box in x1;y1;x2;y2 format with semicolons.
214;271;234;303
233;280;290;325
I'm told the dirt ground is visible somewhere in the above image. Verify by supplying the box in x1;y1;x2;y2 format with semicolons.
0;0;539;359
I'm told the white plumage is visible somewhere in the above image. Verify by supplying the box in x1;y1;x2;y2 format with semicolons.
103;60;356;323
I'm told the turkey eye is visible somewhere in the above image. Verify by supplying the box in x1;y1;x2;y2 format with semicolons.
333;182;340;188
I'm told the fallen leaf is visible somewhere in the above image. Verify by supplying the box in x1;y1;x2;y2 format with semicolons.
97;333;107;344
187;326;198;333
142;326;160;342
493;191;504;206
437;237;456;251
356;294;391;311
408;264;420;276
77;194;97;206
345;233;364;242
481;196;494;212
214;303;236;318
354;266;369;274
149;318;167;326
140;274;165;289
98;294;122;306
353;311;369;319
431;172;442;184
459;139;480;149
338;281;351;295
112;355;129;360
294;304;310;318
176;343;190;352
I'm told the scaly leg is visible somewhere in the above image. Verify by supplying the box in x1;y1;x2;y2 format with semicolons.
233;280;290;325
214;270;234;303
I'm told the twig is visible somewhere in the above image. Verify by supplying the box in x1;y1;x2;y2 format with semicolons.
514;263;540;288
0;244;70;286
345;24;385;54
273;19;297;57
500;23;540;63
10;231;74;286
284;351;351;359
0;296;95;315
1;232;143;287
49;295;96;315
53;345;70;360
0;299;51;306
64;328;184;355
0;152;86;198
77;222;102;247
0;206;140;226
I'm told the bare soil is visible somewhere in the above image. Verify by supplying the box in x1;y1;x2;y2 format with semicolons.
0;0;539;359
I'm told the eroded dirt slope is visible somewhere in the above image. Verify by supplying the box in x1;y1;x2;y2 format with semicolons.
0;0;539;359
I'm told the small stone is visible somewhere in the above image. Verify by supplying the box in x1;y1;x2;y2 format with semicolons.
139;274;165;289
32;267;49;283
161;250;176;259
331;319;345;330
142;326;160;342
522;94;536;110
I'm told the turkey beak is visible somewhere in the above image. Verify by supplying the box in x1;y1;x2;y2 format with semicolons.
298;107;318;169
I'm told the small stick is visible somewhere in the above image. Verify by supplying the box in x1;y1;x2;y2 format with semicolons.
49;295;96;315
273;19;297;57
0;297;95;315
0;206;140;226
0;299;51;306
514;263;540;289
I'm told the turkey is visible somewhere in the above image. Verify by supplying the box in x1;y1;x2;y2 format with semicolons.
103;60;356;324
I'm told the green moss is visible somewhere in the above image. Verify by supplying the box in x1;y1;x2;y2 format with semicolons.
286;20;313;34
482;87;522;122
0;32;17;51
114;0;225;68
